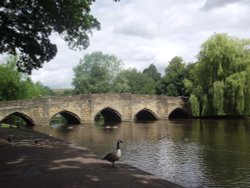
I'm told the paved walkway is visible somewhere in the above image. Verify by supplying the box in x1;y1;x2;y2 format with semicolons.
0;128;183;188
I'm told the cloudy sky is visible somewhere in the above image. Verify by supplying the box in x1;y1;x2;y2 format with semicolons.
31;0;250;88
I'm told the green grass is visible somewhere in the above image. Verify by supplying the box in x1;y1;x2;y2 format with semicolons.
52;88;73;96
0;123;16;128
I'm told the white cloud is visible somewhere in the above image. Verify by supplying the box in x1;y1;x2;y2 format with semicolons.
202;0;249;10
30;0;250;88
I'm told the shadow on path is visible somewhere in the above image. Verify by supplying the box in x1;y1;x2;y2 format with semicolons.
0;128;182;188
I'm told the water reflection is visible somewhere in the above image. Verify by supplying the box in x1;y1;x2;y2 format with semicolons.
35;119;250;188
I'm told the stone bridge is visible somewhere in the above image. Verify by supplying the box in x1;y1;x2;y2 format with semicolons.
0;94;191;126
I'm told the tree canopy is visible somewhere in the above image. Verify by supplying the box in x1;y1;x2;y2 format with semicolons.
142;64;161;82
185;33;250;117
72;51;123;94
0;56;54;101
0;0;99;73
72;52;157;95
114;68;156;95
156;56;186;96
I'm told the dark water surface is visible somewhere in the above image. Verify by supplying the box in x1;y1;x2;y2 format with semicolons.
35;119;250;188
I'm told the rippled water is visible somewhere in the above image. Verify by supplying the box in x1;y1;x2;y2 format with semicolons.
36;119;250;188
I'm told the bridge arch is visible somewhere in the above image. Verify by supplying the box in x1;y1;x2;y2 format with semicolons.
1;112;35;126
94;107;122;123
168;108;189;119
134;108;159;121
50;110;81;125
0;94;190;125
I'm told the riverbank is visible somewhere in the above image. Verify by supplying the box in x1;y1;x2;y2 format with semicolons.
0;128;182;188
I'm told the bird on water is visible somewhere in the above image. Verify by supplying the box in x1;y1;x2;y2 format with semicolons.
103;140;123;167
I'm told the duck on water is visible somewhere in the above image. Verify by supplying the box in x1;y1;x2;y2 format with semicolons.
103;140;123;167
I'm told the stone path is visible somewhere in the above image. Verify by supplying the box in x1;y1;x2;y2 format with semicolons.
0;128;183;188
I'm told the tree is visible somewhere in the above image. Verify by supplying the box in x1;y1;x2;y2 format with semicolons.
0;0;99;73
112;72;131;93
142;64;161;82
0;56;53;101
156;56;186;96
72;52;122;94
0;59;21;101
35;81;55;97
186;33;250;117
245;67;250;114
115;69;156;95
183;63;196;96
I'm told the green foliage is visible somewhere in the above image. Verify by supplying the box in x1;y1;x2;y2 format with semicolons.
142;64;161;82
212;81;225;115
116;69;156;95
72;53;157;95
166;83;178;96
245;68;250;114
190;94;200;117
0;62;21;101
50;89;72;96
187;33;250;117
0;56;53;101
112;72;131;93
0;0;99;73
183;63;196;96
35;82;55;97
156;56;186;96
183;79;193;96
225;72;247;115
63;89;73;96
72;52;123;94
201;94;208;116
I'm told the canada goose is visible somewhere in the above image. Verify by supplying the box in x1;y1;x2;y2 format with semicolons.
7;136;11;143
103;140;123;167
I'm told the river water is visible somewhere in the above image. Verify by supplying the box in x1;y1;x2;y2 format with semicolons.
36;119;250;188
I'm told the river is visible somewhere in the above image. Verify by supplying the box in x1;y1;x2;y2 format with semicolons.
35;119;250;188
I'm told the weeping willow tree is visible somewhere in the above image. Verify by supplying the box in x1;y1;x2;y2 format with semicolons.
185;33;250;117
201;94;208;116
225;72;246;115
213;81;225;115
245;68;250;114
190;94;200;117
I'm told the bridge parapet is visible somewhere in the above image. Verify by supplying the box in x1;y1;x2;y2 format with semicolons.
0;98;48;108
0;94;191;126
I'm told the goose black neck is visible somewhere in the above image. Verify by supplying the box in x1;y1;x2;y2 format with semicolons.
117;141;120;149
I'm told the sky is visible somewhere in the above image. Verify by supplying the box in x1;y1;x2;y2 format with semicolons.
30;0;250;89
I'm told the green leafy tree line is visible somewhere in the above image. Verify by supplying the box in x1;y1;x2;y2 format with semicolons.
0;56;54;101
72;34;250;117
72;51;159;95
72;51;188;96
